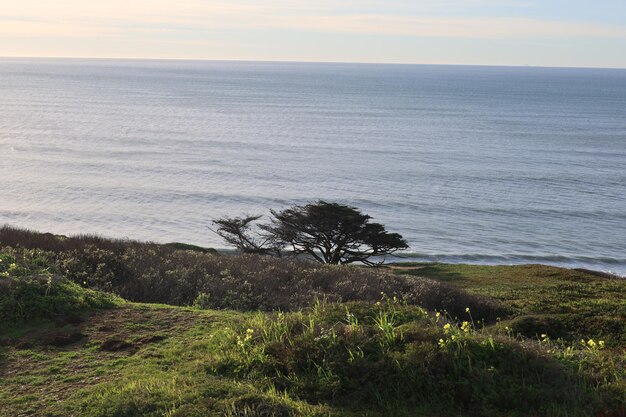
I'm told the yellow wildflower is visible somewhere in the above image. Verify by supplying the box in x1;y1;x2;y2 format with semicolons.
461;321;470;333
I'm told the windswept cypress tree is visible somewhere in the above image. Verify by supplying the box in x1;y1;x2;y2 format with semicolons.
212;201;408;265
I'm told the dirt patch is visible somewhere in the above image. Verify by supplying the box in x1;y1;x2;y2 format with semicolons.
1;328;86;348
100;338;134;352
99;334;167;352
61;315;86;326
14;341;34;349
137;334;167;344
40;330;86;347
79;306;210;353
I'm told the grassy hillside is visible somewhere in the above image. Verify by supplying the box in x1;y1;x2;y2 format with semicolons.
391;263;626;346
1;226;625;416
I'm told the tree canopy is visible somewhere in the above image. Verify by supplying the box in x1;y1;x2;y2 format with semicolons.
212;201;408;265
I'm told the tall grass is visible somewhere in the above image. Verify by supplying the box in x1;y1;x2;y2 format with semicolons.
203;300;625;416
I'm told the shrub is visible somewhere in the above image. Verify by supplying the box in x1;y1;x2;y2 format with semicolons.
0;225;142;254
1;226;508;321
0;246;121;324
56;245;134;291
0;274;120;324
69;249;506;320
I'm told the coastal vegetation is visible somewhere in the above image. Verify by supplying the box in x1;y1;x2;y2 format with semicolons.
212;201;408;265
1;225;624;416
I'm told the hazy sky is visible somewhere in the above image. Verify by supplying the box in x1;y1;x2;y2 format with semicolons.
2;0;626;67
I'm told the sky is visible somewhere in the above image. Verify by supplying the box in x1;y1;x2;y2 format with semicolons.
1;0;626;68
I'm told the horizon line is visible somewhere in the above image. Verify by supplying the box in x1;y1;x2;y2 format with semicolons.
2;55;626;71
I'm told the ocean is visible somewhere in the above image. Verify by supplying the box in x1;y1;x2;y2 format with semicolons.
1;58;625;275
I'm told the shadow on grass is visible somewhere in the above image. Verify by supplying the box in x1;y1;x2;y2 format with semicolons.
393;264;467;282
0;346;7;369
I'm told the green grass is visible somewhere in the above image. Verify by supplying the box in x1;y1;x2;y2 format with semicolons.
391;263;626;346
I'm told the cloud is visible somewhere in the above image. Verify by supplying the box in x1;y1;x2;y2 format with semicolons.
0;0;625;40
0;20;114;37
259;15;626;39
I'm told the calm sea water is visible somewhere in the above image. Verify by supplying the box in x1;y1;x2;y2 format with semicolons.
1;58;625;275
